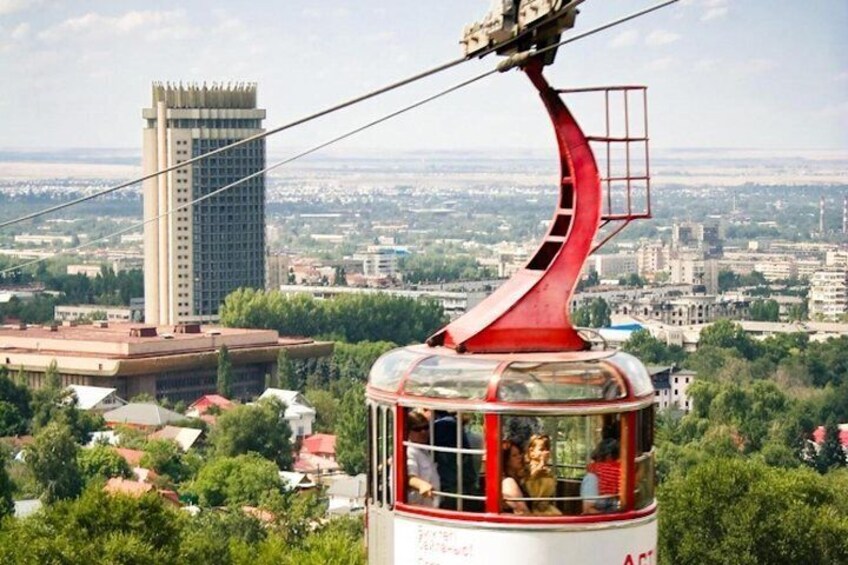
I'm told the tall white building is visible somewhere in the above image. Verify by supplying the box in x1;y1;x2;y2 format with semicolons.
354;246;399;278
142;83;266;325
669;254;719;295
809;269;848;320
593;253;638;279
636;241;668;277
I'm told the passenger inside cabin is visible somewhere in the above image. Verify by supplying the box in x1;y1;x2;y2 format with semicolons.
405;410;440;508
501;439;530;515
522;434;562;516
433;411;483;511
580;438;621;514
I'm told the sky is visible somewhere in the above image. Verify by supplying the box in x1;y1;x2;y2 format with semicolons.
0;0;846;155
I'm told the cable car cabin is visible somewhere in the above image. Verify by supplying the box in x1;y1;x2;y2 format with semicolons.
366;345;657;565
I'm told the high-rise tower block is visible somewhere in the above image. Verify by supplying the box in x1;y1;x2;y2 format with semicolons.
142;82;266;325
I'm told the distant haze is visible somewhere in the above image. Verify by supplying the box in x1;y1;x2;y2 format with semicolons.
0;1;846;153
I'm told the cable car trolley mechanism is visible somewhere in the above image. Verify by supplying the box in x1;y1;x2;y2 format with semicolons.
367;2;661;564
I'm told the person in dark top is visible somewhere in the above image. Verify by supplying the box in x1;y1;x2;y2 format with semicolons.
433;411;482;511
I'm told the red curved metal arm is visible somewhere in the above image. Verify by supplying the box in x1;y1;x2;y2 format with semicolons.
428;60;602;353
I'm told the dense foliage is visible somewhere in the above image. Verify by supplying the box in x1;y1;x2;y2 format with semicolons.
398;254;493;284
209;398;293;469
0;263;143;324
572;297;612;328
219;288;447;344
659;459;848;564
0;488;366;564
335;382;367;476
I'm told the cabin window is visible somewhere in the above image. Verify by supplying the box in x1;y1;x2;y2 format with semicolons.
499;413;623;516
368;403;394;509
499;362;625;402
403;357;498;400
634;405;655;510
369;349;422;392
402;408;485;512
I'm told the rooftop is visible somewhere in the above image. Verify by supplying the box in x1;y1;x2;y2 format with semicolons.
148;426;203;451
67;384;125;410
302;434;336;456
104;403;186;427
0;323;331;378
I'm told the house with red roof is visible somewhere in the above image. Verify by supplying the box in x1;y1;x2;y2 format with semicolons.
186;394;234;418
812;424;848;449
301;434;336;460
115;447;145;468
104;478;180;506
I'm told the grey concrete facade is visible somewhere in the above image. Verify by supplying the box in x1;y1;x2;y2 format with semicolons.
142;83;266;324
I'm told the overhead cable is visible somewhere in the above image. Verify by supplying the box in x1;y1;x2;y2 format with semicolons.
0;70;497;276
0;0;678;231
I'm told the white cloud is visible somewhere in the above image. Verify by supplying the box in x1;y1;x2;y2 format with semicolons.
609;29;638;48
736;58;777;74
10;21;28;39
816;101;848;124
38;10;193;43
0;0;38;17
700;0;729;22
701;7;728;21
695;57;719;71
833;71;848;83
646;57;675;72
645;30;681;46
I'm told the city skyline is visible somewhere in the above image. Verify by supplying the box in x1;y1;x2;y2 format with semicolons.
0;0;846;154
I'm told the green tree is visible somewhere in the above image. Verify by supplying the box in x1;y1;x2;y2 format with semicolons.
331;341;395;383
618;273;645;287
815;420;846;474
44;359;61;391
78;445;132;483
658;458;848;565
749;298;780;321
14;365;27;387
26;422;82;503
179;508;267;562
304;388;340;433
276;349;293;390
210;398;293;469
588;298;611;328
571;305;591;327
219;288;446;344
217;345;233;399
717;269;740;292
141;439;191;483
621;329;686;366
698;319;760;360
0;371;32;436
0;447;13;519
0;487;183;563
191;454;283;507
30;388;104;444
336;383;367;475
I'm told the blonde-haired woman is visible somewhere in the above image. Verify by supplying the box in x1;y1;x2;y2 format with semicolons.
522;434;562;515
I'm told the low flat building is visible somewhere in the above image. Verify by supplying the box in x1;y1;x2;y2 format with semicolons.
54;305;142;323
275;284;485;321
66;264;104;278
0;322;332;403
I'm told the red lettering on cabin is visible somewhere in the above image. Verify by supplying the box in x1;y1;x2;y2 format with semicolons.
623;548;655;565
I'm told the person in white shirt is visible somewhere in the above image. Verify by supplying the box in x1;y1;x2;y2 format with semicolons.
406;409;441;508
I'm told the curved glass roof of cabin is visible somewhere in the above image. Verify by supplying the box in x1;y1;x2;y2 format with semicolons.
367;346;653;403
